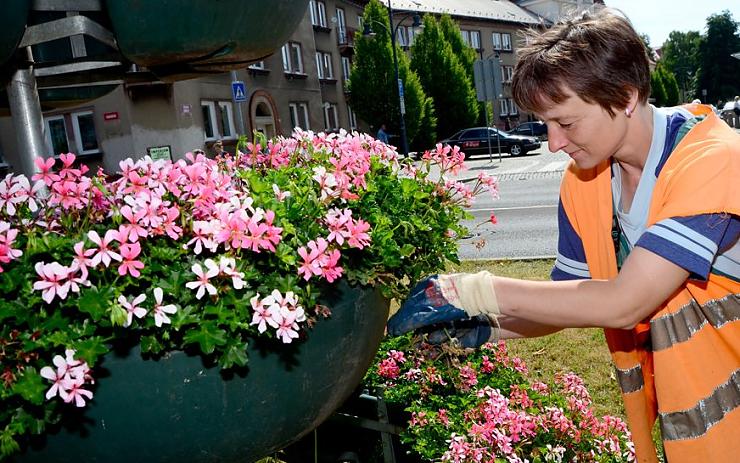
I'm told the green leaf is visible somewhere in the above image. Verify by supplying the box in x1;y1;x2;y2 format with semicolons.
0;428;20;458
11;369;47;406
72;337;109;365
218;341;249;369
183;322;227;354
78;286;114;321
399;244;416;257
140;335;164;355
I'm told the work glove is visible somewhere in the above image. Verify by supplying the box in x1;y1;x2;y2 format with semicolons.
387;272;500;348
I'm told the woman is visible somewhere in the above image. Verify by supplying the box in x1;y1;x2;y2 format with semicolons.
388;8;739;462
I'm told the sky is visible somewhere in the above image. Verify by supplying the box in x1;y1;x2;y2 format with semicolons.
604;1;740;47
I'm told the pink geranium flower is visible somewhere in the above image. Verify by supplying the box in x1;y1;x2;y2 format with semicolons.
32;157;61;186
33;261;72;304
151;287;177;327
118;294;147;327
59;376;94;407
87;230;122;267
118;242;145;277
185;260;219;299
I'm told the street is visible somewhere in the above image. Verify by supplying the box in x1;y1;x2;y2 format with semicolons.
445;144;569;260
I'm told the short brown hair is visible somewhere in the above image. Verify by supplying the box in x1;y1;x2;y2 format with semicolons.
512;8;650;118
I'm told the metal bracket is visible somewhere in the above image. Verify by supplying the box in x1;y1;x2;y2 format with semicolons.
20;15;117;50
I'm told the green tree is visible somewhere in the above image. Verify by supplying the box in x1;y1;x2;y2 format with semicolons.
656;63;681;106
696;10;740;103
439;14;476;80
347;0;428;147
411;14;478;140
438;14;487;126
650;70;667;106
411;96;437;152
660;30;702;101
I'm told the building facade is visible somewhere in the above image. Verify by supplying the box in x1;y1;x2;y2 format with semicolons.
0;0;599;174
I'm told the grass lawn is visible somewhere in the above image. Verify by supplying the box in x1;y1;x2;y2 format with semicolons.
448;259;625;419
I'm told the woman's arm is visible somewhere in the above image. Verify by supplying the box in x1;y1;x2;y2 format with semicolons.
494;247;689;329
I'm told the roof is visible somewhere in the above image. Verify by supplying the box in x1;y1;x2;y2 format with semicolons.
380;0;543;25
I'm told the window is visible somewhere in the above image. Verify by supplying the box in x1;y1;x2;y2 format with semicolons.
499;99;509;116
281;42;304;74
509;99;518;115
45;116;70;156
248;61;265;70
341;56;351;83
348;106;357;130
396;26;408;47
407;26;418;45
309;0;327;27
323;103;338;131
44;111;100;156
502;33;512;51
492;32;501;51
201;101;236;141
336;8;346;31
71;111;99;154
315;51;334;79
217;102;237;139
502;65;514;83
461;29;480;49
289;102;310;130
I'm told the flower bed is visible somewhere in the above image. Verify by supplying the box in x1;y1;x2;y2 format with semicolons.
0;130;497;459
365;335;635;462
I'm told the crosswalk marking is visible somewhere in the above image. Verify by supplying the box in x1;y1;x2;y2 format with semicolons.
539;160;568;172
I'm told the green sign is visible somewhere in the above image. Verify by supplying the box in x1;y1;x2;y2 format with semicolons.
147;145;172;162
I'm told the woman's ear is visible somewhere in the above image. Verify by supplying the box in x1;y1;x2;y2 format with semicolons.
622;87;640;117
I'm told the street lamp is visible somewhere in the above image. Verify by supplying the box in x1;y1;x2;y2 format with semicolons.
362;1;422;157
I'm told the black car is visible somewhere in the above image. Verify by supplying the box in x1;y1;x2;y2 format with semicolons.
440;127;541;156
509;121;548;139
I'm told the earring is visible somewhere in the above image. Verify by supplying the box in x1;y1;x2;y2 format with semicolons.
624;107;632;117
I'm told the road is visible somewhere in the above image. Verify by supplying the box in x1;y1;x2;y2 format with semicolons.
436;144;570;260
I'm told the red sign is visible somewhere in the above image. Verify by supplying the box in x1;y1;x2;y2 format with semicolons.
103;112;119;121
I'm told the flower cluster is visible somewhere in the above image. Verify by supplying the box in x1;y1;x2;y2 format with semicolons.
0;128;497;459
365;336;635;462
39;349;93;407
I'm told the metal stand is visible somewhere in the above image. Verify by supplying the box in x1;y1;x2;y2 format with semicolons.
6;56;46;178
329;389;400;463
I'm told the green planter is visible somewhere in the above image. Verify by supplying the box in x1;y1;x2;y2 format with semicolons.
104;0;309;79
0;0;30;68
18;282;389;463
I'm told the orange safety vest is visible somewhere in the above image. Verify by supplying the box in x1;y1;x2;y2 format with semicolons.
559;109;740;462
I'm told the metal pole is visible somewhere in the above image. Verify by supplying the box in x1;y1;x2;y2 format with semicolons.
387;0;409;158
7;52;46;178
495;54;502;162
230;70;246;136
479;48;493;163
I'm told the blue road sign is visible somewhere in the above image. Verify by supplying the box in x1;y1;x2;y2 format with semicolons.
231;81;247;102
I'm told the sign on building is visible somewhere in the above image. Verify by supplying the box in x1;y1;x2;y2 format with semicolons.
147;145;172;162
231;81;247;102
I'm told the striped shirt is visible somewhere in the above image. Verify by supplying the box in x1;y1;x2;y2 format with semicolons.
552;106;740;282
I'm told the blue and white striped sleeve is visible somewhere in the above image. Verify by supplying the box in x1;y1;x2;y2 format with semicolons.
551;201;591;281
636;214;740;281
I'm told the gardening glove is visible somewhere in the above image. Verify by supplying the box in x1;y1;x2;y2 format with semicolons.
424;315;499;348
387;272;500;347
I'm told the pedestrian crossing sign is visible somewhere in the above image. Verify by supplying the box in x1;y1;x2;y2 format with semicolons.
231;81;247;102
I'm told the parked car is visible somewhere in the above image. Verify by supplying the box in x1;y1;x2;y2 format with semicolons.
509;121;548;139
440;127;541;156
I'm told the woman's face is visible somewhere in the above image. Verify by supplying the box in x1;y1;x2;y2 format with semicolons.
537;87;630;170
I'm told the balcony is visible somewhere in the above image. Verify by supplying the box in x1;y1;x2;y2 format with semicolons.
337;26;357;56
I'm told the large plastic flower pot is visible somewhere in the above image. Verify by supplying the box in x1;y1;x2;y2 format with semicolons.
18;282;389;463
0;0;31;68
103;0;309;79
